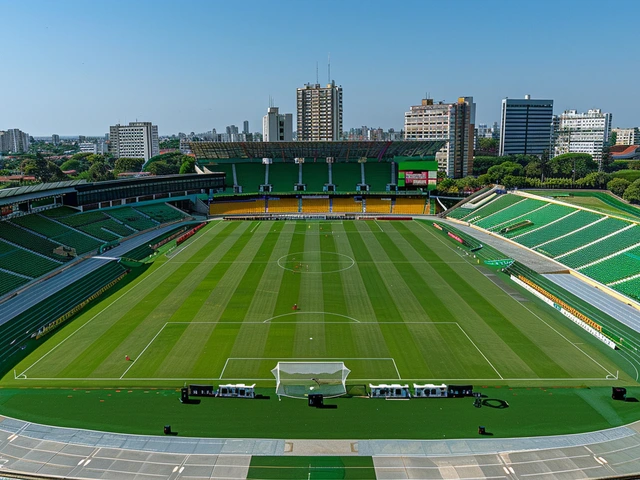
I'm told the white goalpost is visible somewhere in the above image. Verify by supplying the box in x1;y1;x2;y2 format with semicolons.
271;361;351;398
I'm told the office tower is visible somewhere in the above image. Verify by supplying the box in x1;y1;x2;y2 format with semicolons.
499;95;553;156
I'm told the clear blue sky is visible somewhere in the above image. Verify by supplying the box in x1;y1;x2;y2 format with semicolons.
1;0;638;136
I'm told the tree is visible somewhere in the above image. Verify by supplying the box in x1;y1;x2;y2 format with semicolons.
21;154;67;182
475;138;499;156
60;159;83;172
623;179;640;204
83;162;114;182
487;161;523;183
549;153;598;179
114;157;144;173
179;157;196;174
576;172;610;189
146;161;179;175
607;178;631;196
472;156;502;175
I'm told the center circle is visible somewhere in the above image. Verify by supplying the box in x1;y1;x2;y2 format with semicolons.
277;251;355;274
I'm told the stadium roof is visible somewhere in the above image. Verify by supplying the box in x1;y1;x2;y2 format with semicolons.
190;141;446;162
0;179;87;200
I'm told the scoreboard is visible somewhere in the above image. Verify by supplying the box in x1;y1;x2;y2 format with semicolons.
398;170;437;189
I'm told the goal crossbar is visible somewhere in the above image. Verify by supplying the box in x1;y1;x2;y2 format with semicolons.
271;361;351;399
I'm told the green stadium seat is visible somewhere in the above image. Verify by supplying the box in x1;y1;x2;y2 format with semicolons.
269;163;299;192
302;162;329;192
332;163;361;191
0;261;127;365
364;163;391;192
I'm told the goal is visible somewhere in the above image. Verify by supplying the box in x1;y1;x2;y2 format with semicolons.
271;361;351;399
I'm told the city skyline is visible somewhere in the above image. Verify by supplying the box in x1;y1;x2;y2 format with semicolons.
2;0;639;136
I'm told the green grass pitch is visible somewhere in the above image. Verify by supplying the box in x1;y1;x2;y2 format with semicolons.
3;219;633;388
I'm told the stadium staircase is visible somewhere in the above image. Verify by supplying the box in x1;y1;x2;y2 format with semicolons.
439;185;497;219
446;192;640;301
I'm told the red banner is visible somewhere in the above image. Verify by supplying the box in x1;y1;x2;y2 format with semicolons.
447;231;463;244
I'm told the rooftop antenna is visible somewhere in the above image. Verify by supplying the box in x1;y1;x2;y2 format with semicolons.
328;52;331;83
316;62;319;84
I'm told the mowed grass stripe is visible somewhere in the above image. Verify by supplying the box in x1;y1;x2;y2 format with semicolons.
401;221;571;378
223;222;301;379
17;222;231;377
405;221;605;378
23;222;240;379
90;221;255;379
130;221;279;379
386;221;536;378
330;224;393;365
342;222;403;323
186;221;289;379
261;223;308;360
225;223;295;366
408;219;621;378
349;221;439;379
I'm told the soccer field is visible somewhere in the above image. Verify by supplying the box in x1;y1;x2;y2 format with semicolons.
3;220;633;387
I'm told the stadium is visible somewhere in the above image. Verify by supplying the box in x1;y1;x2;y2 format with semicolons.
0;142;639;479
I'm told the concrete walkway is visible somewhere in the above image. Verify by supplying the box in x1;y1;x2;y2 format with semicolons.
1;415;640;479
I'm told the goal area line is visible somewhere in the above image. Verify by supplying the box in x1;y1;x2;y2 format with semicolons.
219;357;402;381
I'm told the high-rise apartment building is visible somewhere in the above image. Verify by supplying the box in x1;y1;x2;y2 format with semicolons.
263;107;293;142
553;109;612;164
243;121;250;135
52;134;60;145
612;127;640;146
108;122;159;161
296;80;343;141
0;128;30;153
499;95;553;156
404;97;476;178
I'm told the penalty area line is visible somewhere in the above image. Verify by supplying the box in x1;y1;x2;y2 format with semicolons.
120;323;168;379
456;324;503;380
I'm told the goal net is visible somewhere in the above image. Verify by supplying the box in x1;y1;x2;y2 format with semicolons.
271;361;351;398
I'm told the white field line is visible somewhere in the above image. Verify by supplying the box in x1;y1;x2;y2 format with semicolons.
16;222;224;379
414;220;617;379
119;323;168;379
218;357;231;380
262;312;361;323
373;220;384;232
456;324;503;379
220;357;400;381
12;376;617;382
250;221;261;233
391;358;401;379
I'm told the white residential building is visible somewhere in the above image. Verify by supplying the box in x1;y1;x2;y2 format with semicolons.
79;142;98;154
108;122;159;161
612;127;640;146
296;81;343;141
263;107;293;142
0;128;30;153
404;97;476;178
553;109;612;164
